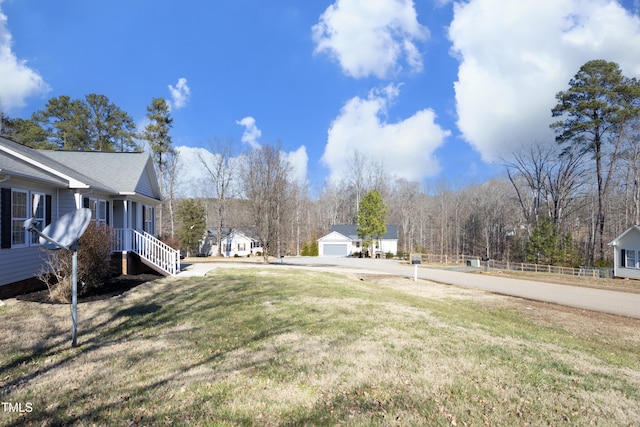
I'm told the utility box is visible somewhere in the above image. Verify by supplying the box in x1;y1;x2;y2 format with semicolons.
467;258;480;267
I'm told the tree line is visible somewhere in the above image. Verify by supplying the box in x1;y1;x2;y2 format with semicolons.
2;60;638;266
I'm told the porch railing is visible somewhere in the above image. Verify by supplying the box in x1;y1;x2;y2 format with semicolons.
112;229;180;276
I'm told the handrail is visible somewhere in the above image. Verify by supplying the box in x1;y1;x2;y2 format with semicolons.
132;230;181;275
112;228;180;275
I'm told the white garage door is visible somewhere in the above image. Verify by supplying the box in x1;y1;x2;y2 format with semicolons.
322;243;348;257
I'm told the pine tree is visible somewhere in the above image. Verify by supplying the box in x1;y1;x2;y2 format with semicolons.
357;190;388;257
176;199;206;257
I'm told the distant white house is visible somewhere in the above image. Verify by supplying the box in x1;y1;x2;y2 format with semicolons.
318;224;398;257
201;228;262;257
609;225;640;279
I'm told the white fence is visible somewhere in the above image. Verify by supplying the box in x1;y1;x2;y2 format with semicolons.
415;253;601;278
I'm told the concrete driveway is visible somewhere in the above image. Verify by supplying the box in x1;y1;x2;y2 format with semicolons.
277;257;640;319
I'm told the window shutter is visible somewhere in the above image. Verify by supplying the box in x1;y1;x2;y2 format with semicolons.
106;201;110;225
46;195;52;226
83;197;89;209
1;188;11;249
621;249;626;267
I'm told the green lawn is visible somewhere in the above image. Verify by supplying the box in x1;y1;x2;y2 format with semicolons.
1;268;639;426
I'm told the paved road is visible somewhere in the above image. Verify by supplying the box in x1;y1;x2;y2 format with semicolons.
277;257;640;319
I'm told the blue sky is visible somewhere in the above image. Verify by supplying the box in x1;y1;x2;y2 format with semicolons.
2;0;640;196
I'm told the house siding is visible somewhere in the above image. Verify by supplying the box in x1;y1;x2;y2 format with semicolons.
620;230;640;249
0;246;46;286
58;190;79;212
0;178;60;287
135;172;154;199
615;267;640;280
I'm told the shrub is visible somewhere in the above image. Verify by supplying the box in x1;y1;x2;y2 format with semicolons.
301;243;310;256
38;222;114;303
386;252;393;259
160;235;180;250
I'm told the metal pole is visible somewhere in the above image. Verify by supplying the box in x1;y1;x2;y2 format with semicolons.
71;249;78;347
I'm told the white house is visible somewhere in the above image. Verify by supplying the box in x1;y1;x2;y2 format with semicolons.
0;137;179;298
201;228;262;257
318;224;398;257
609;225;640;280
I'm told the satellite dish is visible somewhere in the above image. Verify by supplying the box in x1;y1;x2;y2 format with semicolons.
40;208;92;250
23;207;92;347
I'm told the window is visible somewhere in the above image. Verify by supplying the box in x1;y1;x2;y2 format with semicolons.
11;190;27;246
625;249;637;269
11;190;46;247
88;198;107;225
143;206;155;235
238;243;246;252
30;193;46;245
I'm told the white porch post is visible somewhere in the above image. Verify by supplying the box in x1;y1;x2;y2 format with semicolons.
124;200;130;251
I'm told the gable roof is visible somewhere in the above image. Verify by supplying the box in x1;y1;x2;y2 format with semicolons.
39;150;160;198
208;228;261;242
609;225;640;246
0;137;160;200
318;230;352;242
0;136;97;189
330;224;398;240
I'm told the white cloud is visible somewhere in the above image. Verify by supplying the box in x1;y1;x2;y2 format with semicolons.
168;77;190;109
312;0;429;78
236;116;262;149
235;116;308;185
172;146;212;198
321;84;450;183
0;7;49;111
175;144;308;198
284;145;309;186
449;0;640;162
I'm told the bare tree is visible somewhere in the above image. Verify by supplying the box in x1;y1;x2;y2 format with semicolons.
505;142;587;233
504;143;552;234
242;143;293;262
387;178;421;254
198;139;239;256
162;149;182;238
617;117;640;227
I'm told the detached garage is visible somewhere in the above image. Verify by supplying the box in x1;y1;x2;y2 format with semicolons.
318;231;352;257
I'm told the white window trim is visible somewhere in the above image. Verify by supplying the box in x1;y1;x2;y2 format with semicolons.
143;205;155;235
88;197;107;225
11;189;46;248
625;248;638;269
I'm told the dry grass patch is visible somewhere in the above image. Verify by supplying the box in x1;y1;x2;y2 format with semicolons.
1;268;639;426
